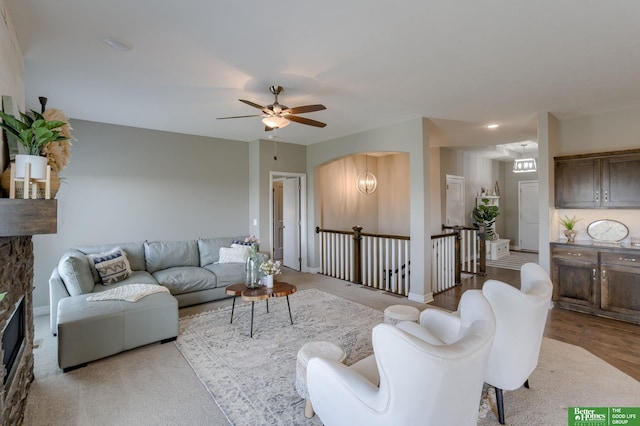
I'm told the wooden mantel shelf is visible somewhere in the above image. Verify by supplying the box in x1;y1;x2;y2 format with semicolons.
0;199;57;237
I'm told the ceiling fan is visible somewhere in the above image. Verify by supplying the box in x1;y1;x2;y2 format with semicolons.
217;85;327;131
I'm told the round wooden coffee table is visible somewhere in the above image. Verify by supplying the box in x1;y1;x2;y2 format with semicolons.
224;283;247;324
240;282;297;337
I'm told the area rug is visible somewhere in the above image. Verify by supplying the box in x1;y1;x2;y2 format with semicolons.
486;250;538;271
175;289;640;426
174;288;381;425
477;338;640;425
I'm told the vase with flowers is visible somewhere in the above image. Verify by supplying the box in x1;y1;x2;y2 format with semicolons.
244;236;263;289
259;259;281;288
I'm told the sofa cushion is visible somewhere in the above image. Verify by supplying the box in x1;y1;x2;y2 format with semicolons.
76;241;146;273
58;250;96;296
203;263;245;288
92;271;159;293
152;266;217;295
198;236;246;266
218;246;250;264
88;247;132;285
145;240;199;274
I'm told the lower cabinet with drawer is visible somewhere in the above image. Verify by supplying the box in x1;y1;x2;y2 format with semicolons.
551;243;640;324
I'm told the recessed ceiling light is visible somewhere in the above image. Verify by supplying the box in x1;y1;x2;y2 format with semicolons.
485;124;500;129
104;37;133;52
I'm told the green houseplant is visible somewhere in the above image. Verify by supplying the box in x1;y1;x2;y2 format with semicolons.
472;197;501;240
559;215;581;243
0;109;69;181
0;110;68;156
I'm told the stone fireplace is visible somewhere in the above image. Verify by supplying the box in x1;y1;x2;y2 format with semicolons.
0;199;57;425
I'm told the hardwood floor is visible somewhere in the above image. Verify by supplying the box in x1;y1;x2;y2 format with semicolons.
431;266;640;381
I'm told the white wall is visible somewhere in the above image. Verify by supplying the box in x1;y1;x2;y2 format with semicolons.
316;153;410;236
378;153;411;235
31;120;250;309
0;0;24;169
501;162;539;245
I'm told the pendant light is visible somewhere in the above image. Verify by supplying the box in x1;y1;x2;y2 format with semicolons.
513;143;537;173
356;154;377;195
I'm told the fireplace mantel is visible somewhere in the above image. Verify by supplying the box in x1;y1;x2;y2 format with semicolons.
0;199;57;236
0;198;57;425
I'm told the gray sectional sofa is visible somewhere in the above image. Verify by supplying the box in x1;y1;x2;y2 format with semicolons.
49;236;248;371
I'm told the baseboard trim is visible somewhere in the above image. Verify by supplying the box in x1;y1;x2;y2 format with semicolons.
34;305;50;317
408;291;434;304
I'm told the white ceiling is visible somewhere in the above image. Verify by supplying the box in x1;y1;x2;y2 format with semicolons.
6;1;640;148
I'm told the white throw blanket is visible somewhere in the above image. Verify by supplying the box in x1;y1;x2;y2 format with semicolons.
86;284;169;302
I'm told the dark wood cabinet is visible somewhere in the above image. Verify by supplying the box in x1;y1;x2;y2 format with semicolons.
551;243;640;324
551;246;598;308
555;149;640;208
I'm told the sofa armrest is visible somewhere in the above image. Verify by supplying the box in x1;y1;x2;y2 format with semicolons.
49;267;70;336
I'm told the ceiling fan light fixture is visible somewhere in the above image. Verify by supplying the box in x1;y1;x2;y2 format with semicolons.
262;116;290;129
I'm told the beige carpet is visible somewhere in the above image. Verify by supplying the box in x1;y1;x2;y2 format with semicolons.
23;271;640;425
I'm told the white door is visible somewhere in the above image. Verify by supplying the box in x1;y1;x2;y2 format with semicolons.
445;175;465;226
283;177;301;270
519;181;539;252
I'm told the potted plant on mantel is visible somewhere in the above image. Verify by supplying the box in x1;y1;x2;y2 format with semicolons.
0;107;74;198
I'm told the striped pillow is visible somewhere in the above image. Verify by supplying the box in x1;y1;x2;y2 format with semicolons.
89;247;132;285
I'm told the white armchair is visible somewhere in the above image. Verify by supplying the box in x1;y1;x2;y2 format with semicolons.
482;262;553;424
306;290;496;426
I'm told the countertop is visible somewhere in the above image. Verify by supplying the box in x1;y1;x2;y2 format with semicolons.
551;239;640;251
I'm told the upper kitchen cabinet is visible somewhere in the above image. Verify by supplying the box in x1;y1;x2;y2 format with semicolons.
555;149;640;208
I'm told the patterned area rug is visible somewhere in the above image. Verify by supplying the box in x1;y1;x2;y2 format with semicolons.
486;250;538;271
175;289;640;426
174;289;381;425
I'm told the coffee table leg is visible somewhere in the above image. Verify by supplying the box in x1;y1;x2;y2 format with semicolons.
266;298;269;313
286;295;293;325
250;301;255;338
230;296;236;324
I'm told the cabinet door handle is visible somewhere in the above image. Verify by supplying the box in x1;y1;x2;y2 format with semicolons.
566;252;582;256
618;257;637;262
601;269;606;281
595;190;599;202
592;268;596;280
604;190;608;202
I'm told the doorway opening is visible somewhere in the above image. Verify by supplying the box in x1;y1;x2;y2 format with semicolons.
269;172;307;271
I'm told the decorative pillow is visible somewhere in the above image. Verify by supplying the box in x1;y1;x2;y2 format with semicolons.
218;246;250;264
88;247;132;285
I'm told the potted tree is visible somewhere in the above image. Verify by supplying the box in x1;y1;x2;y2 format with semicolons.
472;197;501;241
0;110;69;179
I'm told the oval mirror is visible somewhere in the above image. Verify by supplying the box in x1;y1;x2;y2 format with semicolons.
586;219;629;242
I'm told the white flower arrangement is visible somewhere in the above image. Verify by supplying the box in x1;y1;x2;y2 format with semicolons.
244;235;260;244
259;259;281;276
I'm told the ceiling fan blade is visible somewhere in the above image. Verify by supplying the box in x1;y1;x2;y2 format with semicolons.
286;104;326;115
287;115;327;128
239;99;273;115
217;114;262;120
265;126;275;132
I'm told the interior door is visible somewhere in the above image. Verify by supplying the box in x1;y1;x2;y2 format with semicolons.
272;181;284;260
519;180;539;252
445;175;465;226
283;177;301;270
